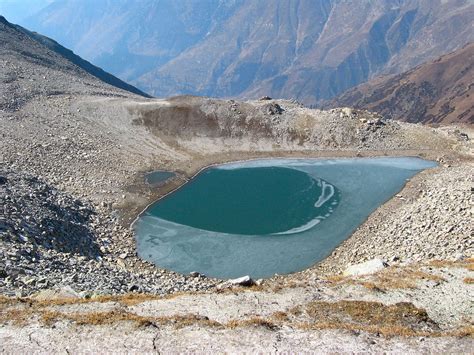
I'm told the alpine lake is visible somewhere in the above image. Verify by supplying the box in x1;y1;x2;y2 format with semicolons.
134;157;436;279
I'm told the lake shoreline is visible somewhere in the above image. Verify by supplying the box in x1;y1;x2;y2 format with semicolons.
122;148;472;284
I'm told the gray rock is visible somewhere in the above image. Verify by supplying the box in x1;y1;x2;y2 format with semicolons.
189;271;204;278
264;103;283;115
228;275;255;287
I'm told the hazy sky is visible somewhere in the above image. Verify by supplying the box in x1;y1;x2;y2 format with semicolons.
0;0;53;24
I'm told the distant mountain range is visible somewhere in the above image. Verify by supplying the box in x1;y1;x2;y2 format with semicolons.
327;43;474;125
16;0;474;104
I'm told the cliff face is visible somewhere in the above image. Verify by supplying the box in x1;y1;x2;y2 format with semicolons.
16;0;474;104
327;43;474;125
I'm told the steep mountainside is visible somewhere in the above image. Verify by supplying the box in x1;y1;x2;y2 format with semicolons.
19;0;474;104
0;15;148;101
326;43;474;125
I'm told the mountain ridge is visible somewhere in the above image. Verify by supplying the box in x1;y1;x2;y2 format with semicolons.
19;0;474;104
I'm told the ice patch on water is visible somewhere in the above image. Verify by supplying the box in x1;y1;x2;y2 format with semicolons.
215;157;436;171
140;214;178;237
315;181;335;208
273;217;322;235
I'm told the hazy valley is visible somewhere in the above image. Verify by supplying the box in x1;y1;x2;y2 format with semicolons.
17;0;474;106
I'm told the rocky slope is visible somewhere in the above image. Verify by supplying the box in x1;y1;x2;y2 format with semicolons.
18;0;474;104
326;43;474;125
0;11;473;352
0;16;148;100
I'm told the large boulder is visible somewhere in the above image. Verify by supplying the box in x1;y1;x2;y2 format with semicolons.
218;275;255;289
33;286;81;301
343;258;388;276
229;275;255;286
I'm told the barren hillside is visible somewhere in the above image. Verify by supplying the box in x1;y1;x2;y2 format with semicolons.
327;43;474;125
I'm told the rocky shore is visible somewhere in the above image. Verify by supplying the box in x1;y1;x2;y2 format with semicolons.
0;168;218;297
1;92;473;297
313;161;473;275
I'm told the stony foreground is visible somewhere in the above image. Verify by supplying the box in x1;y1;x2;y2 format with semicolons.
1;259;473;352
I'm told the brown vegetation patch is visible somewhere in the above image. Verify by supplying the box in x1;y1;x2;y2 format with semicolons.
326;266;446;291
0;308;34;326
367;268;446;290
271;311;290;322
1;297;473;338
226;317;277;330
279;300;473;337
42;310;222;329
428;259;474;270
304;301;435;332
10;291;202;309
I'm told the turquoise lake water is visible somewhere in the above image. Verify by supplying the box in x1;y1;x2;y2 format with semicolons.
134;157;436;279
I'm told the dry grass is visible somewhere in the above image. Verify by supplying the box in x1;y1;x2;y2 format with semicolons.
271;311;289;322
1;291;205;310
428;259;474;270
0;308;34;326
38;309;222;329
226;317;277;330
1;298;473;338
325;275;346;283
305;300;433;329
278;300;472;338
368;268;446;290
0;295;21;306
326;266;446;291
40;310;153;327
451;326;474;338
463;277;474;284
292;300;441;338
